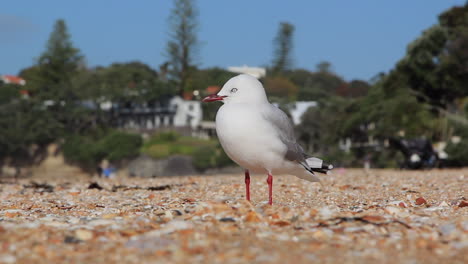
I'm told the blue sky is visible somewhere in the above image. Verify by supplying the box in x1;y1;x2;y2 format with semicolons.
1;0;465;81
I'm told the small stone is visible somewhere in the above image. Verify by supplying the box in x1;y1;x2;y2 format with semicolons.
318;207;334;219
245;211;262;222
270;220;291;227
69;189;81;196
415;197;427;205
88;182;103;190
4;212;21;218
102;214;118;219
171;209;183;216
439;223;457;237
0;254;16;264
64;236;81;244
438;201;449;207
362;215;386;222
126;237;174;252
162;210;173;220
385;206;401;215
75;229;93;241
458;200;468;208
219;217;236;222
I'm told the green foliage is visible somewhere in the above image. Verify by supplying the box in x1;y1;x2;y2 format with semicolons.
445;139;468;166
336;80;370;98
388;4;468;110
18;19;88;139
264;76;298;102
285;66;346;102
0;100;61;160
62;134;100;169
371;149;402;169
141;132;232;170
445;119;468;166
345;80;438;139
77;62;172;103
141;132;212;159
98;131;142;161
146;131;180;144
192;143;233;171
0;83;20;104
34;19;83;102
63;130;142;169
297;96;355;153
192;145;216;171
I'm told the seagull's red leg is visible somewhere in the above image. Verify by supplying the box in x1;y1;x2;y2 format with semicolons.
244;170;251;201
266;173;273;205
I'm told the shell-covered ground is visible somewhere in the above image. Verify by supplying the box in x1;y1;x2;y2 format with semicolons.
0;169;467;264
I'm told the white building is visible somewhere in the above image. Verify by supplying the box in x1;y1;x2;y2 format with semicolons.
289;101;317;125
110;96;202;132
227;65;266;79
169;96;202;129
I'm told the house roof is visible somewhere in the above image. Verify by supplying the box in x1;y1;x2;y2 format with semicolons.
206;86;220;94
1;75;26;86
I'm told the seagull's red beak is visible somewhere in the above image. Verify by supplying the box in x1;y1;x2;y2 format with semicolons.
202;94;226;102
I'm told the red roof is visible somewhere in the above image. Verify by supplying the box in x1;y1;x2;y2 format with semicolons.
206;86;220;94
1;75;26;86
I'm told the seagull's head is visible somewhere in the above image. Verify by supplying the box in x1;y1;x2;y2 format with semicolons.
202;74;268;104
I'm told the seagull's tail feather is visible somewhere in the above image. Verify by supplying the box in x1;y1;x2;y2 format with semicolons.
305;157;333;175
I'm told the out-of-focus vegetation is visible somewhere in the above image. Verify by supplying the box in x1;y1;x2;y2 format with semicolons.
63;130;142;171
141;132;213;159
1;1;467;174
140;132;233;171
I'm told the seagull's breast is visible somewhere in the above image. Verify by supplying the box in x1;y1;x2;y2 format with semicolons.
215;103;288;173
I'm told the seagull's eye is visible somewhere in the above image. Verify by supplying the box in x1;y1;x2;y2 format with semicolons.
230;88;238;93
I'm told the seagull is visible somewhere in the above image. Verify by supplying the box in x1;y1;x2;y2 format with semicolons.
202;74;333;205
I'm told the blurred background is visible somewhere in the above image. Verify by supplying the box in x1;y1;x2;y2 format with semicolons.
1;0;467;179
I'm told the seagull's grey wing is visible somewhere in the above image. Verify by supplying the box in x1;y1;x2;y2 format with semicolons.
261;104;310;169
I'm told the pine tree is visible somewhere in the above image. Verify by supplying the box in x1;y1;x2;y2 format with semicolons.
165;0;199;94
33;19;85;133
37;19;83;102
272;22;295;74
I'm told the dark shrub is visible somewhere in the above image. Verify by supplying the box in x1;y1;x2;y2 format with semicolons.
63;130;142;170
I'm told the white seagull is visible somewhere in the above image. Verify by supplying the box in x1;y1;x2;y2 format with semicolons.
202;74;333;205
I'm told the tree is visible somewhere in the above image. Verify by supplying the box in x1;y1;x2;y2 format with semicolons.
377;3;468;141
21;19;85;135
264;76;298;101
0;19;83;164
316;61;332;73
272;22;295;74
344;78;437;140
165;0;199;94
78;62;170;103
389;4;468;111
296;96;358;166
286;67;345;102
36;19;83;102
335;80;370;98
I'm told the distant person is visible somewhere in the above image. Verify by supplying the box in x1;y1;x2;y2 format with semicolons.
103;167;116;178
